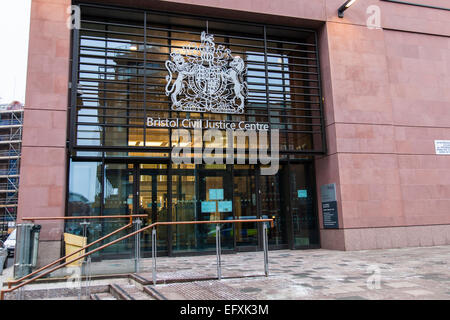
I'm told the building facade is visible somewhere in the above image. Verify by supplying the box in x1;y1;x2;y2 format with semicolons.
19;0;450;264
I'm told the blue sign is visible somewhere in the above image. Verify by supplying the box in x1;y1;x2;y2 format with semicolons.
201;201;216;213
209;189;224;200
297;189;308;198
218;201;232;212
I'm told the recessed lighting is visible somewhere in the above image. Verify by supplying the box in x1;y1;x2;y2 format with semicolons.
145;141;164;147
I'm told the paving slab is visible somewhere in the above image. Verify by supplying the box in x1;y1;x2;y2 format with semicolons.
2;245;449;300
136;245;450;300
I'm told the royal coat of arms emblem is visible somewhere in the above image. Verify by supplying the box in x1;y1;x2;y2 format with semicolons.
165;31;248;114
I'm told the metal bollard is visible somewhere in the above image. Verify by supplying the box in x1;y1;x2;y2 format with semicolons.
84;255;92;298
79;220;90;299
152;228;157;285
263;222;269;277
80;220;90;239
134;219;142;273
216;225;222;280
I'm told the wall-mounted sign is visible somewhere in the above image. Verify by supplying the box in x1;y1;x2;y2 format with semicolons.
320;183;336;203
321;201;339;229
147;117;270;131
435;140;450;155
165;31;248;114
218;201;232;212
209;189;224;200
297;189;308;198
320;183;338;229
201;201;216;213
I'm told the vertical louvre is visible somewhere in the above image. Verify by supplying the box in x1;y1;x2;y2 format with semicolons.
71;4;325;156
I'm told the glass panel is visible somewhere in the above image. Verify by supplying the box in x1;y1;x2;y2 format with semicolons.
62;161;135;279
171;165;234;253
67;161;102;220
233;166;258;247
85;218;135;271
260;165;288;246
138;165;168;253
290;164;319;247
200;168;234;251
102;163;134;256
171;172;196;253
202;175;226;249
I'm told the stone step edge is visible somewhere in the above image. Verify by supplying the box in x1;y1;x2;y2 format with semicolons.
143;286;168;301
130;273;263;286
109;283;135;300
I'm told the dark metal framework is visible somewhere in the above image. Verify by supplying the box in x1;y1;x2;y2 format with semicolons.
69;3;326;159
66;3;323;255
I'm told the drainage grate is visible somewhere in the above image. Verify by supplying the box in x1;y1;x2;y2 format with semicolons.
147;280;256;300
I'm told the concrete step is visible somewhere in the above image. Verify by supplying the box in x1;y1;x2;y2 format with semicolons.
144;280;255;300
90;292;117;300
131;271;219;286
110;283;155;300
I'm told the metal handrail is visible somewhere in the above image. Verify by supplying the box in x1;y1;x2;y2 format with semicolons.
6;223;132;289
0;218;273;300
22;215;147;222
1;214;146;298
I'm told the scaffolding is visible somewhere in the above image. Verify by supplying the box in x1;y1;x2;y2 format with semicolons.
0;103;22;240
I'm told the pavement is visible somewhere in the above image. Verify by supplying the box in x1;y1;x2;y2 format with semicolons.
1;245;449;300
137;245;450;300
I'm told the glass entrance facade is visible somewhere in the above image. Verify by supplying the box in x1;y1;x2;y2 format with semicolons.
67;161;320;256
66;4;325;257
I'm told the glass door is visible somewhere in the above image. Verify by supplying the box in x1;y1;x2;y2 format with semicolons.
137;164;168;254
101;163;134;257
260;165;289;248
171;164;197;253
233;165;258;248
290;163;320;248
198;166;234;251
171;164;234;254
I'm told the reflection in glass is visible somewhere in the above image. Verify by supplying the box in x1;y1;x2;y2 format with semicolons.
171;173;196;252
139;166;168;253
290;164;319;247
234;166;258;247
260;167;288;246
66;161;102;237
74;7;324;155
171;165;233;253
102;163;134;256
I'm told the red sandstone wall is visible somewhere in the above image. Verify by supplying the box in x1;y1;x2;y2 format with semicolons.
20;0;450;253
18;0;71;249
317;0;450;249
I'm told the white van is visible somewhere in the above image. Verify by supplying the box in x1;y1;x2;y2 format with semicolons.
4;229;16;257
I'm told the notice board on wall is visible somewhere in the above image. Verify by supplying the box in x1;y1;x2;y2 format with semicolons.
320;183;339;229
435;140;450;155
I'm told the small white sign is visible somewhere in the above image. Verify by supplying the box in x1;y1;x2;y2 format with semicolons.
435;140;450;155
